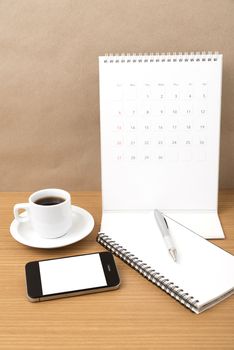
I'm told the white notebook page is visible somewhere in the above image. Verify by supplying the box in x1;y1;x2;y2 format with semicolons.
101;211;234;308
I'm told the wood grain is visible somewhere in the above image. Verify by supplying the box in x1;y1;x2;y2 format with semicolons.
0;191;233;350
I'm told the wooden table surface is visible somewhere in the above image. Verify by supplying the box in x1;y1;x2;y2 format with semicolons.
0;191;234;350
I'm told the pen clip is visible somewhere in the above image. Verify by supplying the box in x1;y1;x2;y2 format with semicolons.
163;217;169;229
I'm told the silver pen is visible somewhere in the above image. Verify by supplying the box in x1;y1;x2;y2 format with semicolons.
153;209;177;262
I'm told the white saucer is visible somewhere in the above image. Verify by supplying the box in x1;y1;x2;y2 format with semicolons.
10;205;95;249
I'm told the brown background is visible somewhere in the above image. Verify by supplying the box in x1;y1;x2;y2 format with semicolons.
0;0;233;191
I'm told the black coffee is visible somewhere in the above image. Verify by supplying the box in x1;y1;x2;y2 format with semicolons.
34;196;65;206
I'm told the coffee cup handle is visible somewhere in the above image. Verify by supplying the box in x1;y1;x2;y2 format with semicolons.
14;203;30;223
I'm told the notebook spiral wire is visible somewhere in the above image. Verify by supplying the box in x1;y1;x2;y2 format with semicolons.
97;232;199;312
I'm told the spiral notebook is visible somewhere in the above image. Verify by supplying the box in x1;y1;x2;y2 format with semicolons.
99;52;224;238
97;212;234;313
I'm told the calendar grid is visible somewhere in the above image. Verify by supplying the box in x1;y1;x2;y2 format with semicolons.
110;79;209;164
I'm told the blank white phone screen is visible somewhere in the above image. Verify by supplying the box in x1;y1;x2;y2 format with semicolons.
39;254;107;295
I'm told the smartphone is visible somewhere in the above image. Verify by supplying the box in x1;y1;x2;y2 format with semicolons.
25;252;120;302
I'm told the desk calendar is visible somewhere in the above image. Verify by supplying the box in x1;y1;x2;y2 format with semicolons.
99;52;224;238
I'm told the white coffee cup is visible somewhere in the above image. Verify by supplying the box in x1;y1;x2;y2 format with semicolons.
13;188;73;239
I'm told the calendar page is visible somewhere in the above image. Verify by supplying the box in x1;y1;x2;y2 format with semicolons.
99;53;222;211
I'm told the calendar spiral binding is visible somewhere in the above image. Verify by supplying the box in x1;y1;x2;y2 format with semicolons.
102;51;220;63
97;232;199;313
